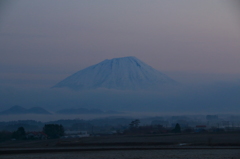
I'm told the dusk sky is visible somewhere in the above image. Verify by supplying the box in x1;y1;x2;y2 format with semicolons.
1;1;240;83
0;1;240;116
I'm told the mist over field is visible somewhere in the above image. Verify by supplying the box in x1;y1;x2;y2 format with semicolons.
0;72;239;121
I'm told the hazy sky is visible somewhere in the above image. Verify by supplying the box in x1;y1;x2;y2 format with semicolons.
1;1;240;85
0;1;240;114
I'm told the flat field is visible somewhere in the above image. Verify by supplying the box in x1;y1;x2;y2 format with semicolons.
1;132;240;159
1;149;240;159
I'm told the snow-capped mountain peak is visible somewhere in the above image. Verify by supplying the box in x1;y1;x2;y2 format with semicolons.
53;56;176;90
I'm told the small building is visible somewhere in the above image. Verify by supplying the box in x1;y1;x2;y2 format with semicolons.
26;132;48;140
63;131;89;138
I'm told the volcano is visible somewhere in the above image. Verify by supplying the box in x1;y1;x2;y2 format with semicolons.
53;56;176;90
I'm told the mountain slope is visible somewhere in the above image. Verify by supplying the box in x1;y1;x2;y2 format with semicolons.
28;107;51;114
56;108;122;114
0;105;28;115
56;108;103;114
0;106;51;115
53;56;176;90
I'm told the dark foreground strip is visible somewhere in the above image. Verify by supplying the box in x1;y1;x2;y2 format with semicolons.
1;147;240;155
57;142;174;147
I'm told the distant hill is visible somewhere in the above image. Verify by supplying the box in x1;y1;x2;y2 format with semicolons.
56;108;121;115
27;107;51;114
0;105;51;115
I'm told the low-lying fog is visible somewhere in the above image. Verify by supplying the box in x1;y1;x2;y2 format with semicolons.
0;72;240;122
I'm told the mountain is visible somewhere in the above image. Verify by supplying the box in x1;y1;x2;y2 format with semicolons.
56;108;104;114
0;106;51;115
28;107;51;114
53;56;176;90
0;105;28;115
56;108;122;114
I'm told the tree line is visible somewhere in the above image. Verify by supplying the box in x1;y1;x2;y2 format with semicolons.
0;124;64;142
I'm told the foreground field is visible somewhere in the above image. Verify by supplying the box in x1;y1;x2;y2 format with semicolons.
1;149;240;159
1;132;240;158
1;132;240;148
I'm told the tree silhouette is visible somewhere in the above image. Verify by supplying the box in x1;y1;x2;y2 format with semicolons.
12;127;26;140
43;124;64;138
173;123;181;133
